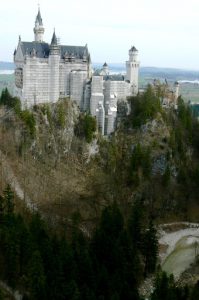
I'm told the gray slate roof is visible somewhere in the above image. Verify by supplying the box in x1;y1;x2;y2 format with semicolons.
20;42;88;59
36;9;43;26
21;42;50;58
61;45;87;59
104;74;125;81
130;46;138;52
51;31;58;45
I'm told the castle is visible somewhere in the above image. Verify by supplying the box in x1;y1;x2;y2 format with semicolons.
14;8;140;135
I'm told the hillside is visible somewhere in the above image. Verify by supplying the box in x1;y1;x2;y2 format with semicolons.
0;87;199;226
0;87;199;298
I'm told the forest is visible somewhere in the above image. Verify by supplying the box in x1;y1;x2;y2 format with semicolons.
0;87;199;299
0;185;198;299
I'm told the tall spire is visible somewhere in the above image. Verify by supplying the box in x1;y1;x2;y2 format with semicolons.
50;29;60;55
126;45;140;96
35;7;43;26
34;7;45;42
51;29;58;45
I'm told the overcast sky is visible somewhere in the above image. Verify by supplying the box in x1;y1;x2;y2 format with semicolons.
1;0;199;69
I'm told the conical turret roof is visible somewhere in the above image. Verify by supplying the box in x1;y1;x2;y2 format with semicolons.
51;30;58;45
130;46;138;52
36;8;43;26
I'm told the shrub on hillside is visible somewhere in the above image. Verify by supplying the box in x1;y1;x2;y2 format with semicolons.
20;110;36;136
0;88;21;113
0;89;36;137
75;113;97;143
127;85;162;128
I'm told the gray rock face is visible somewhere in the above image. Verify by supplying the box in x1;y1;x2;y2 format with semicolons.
152;155;167;175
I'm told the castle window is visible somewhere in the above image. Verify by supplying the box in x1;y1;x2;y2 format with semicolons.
15;68;23;88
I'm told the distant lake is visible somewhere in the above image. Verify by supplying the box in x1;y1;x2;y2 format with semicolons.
179;80;199;84
0;70;14;75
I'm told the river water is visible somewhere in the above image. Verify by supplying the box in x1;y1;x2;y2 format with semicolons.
0;70;14;75
162;235;199;278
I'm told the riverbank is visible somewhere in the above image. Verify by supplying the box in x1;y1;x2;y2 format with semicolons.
159;223;199;278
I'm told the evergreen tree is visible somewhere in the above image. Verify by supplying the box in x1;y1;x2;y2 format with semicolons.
143;220;158;275
0;195;5;220
3;184;14;215
129;85;162;128
64;280;80;300
0;88;21;111
150;272;187;300
128;200;143;251
0;289;3;300
72;230;95;295
0;88;11;106
178;97;192;132
117;229;142;298
151;272;170;300
162;165;171;186
28;250;46;300
84;114;97;143
4;230;20;288
190;280;199;300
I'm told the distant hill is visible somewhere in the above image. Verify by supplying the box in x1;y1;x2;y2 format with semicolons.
93;63;199;81
140;67;199;81
1;61;199;81
0;61;14;70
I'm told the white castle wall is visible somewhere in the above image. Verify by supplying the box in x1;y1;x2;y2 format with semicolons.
59;64;66;97
106;105;117;135
49;51;60;103
70;70;87;108
90;76;104;117
97;102;105;135
83;81;91;112
126;62;139;95
34;28;44;42
104;80;130;104
103;80;131;134
22;57;49;108
60;60;88;97
15;55;90;108
126;49;140;95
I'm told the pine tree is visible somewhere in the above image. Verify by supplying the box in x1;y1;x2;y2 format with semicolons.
3;184;14;215
190;280;199;300
128;200;143;251
0;195;5;220
4;231;20;288
28;250;46;299
143;219;158;275
162;165;171;186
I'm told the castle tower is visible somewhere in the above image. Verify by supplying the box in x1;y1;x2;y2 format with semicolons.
174;81;180;108
174;81;180;100
33;7;45;42
102;62;109;75
99;62;109;76
97;102;105;135
126;46;140;95
49;30;60;102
